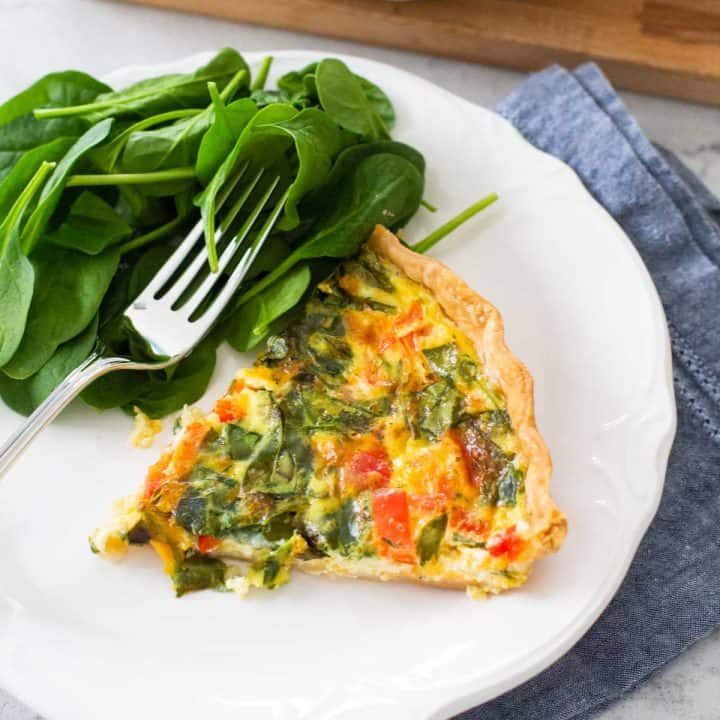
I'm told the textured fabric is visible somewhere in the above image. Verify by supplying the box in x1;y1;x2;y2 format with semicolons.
455;64;720;720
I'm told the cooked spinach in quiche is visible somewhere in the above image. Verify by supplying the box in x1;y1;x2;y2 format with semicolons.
93;226;566;597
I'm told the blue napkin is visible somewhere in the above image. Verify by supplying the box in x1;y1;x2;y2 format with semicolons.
456;64;720;720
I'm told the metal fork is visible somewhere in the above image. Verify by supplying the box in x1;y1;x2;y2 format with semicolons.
0;162;288;477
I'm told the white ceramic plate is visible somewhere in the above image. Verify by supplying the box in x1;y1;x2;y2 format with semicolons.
0;51;676;720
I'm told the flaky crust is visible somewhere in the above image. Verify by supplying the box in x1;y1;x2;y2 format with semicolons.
366;225;567;558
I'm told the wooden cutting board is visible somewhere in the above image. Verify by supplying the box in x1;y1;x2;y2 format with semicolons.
121;0;720;106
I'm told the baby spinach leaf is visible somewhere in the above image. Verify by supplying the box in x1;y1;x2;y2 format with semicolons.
0;162;54;367
355;76;395;130
299;140;424;218
115;185;173;230
250;88;292;109
0;72;109;180
195;97;258;185
96;263;132;336
277;63;319;98
128;243;174;299
120;110;213;174
129;337;217;418
0;137;74;218
237;152;423;305
287;151;424;249
36;48;250;122
0;115;88;183
111;69;251;176
257;107;346;230
226;264;311;351
0;71;110;126
22;118;114;253
330;140;423;181
240;234;292;283
0;232;35;369
277;61;395;128
0;314;98;416
2;245;119;379
81;370;147;411
315;59;389;141
45;191;131;254
88;109;199;173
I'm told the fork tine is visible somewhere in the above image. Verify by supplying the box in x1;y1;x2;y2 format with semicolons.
194;186;290;330
181;177;281;319
140;216;204;301
124;164;288;362
139;160;250;300
219;167;266;235
160;167;265;308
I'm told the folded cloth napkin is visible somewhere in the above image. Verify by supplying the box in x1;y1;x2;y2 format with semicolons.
456;63;720;720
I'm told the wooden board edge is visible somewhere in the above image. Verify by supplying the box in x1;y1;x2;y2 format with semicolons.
118;0;720;107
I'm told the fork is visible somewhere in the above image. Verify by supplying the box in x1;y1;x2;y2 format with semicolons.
0;162;288;478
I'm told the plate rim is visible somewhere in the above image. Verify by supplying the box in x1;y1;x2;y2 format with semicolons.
0;48;677;720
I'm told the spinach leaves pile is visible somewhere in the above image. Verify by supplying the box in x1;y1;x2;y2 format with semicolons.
0;49;426;418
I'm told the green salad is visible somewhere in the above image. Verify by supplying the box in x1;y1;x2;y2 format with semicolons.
0;48;495;419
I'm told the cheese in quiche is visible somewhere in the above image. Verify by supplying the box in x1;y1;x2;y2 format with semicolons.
93;226;566;596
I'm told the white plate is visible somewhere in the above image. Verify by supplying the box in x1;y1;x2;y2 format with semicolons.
0;51;676;720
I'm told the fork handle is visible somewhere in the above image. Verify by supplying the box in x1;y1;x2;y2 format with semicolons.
0;352;133;479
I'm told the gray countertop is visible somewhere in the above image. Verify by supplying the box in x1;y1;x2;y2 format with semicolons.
1;1;719;718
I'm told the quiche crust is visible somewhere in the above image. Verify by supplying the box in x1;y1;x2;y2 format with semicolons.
295;226;567;589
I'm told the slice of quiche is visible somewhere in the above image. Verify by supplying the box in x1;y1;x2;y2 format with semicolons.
93;226;566;597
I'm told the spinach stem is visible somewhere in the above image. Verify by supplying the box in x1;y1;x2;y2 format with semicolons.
219;68;248;102
208;82;224;116
34;69;246;120
2;161;55;232
251;57;273;92
34;98;192;120
206;206;218;273
420;199;438;213
413;192;499;254
117;108;199;135
66;167;196;187
34;103;111;120
118;215;186;255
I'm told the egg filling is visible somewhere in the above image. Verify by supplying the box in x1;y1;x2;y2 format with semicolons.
94;246;532;595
